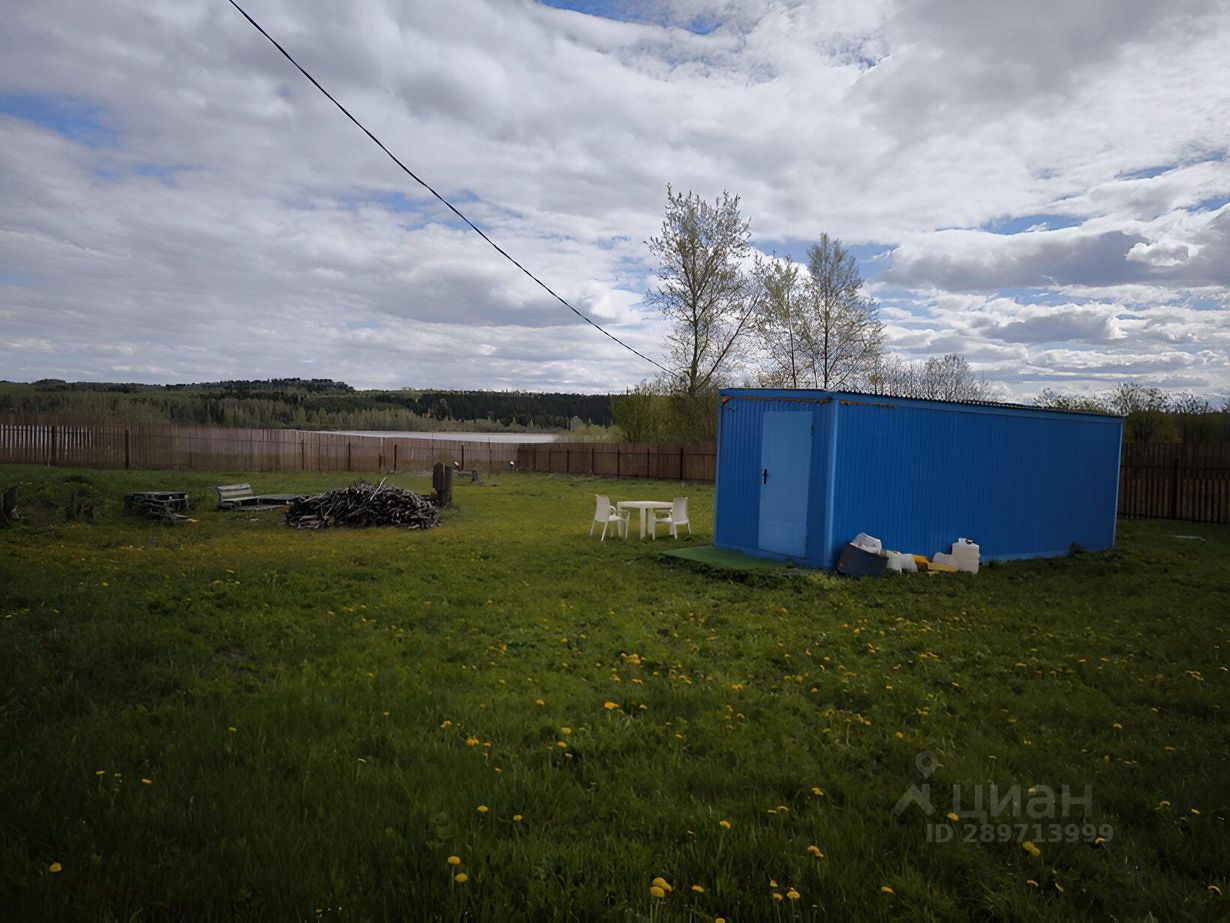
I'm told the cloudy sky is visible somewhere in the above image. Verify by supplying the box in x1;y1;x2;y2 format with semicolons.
2;0;1228;399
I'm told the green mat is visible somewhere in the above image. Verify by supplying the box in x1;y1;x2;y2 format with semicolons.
657;544;799;573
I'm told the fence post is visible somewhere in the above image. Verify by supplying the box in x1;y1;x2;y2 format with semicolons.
679;445;684;481
616;448;621;478
592;446;596;475
347;441;352;472
1170;455;1181;519
124;429;130;469
566;448;570;474
461;444;465;469
49;425;57;466
393;443;398;472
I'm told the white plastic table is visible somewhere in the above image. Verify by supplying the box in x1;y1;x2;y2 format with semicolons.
616;500;672;540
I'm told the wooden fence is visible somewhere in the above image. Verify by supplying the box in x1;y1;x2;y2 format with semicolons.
1118;442;1230;524
0;418;518;474
516;441;717;482
2;417;1226;523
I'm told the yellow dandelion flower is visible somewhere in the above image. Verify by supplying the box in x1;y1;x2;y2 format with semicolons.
811;786;825;796
649;886;665;898
880;886;894;895
447;856;461;866
770;879;778;888
440;720;452;728
1026;879;1038;888
561;727;572;735
383;710;391;717
535;698;545;706
894;731;905;739
453;872;468;884
718;819;732;829
1055;882;1065;893
1190;808;1201;815
49;862;62;873
95;770;105;776
776;805;789;813
1112;722;1123;729
772;892;783;901
477;805;489;814
227;726;237;733
691;884;705;893
807;845;825;858
786;889;800;900
652;877;672;892
603;701;619;710
465;737;479;746
947;811;959;821
141;778;153;785
556;741;568;749
1022;841;1041;858
513;814;523;822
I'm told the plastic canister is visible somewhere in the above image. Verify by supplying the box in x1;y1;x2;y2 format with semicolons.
887;552;917;574
952;538;980;574
851;533;882;554
932;552;959;570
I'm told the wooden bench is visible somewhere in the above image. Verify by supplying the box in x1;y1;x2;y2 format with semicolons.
215;483;304;511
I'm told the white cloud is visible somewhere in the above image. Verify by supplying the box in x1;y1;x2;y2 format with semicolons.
1;0;1228;397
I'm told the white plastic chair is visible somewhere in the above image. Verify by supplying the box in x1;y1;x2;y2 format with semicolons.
651;497;691;540
589;495;629;541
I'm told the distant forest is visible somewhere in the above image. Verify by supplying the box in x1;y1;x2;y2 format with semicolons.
0;379;614;432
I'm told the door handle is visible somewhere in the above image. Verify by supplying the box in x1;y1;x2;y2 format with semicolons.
762;468;768;484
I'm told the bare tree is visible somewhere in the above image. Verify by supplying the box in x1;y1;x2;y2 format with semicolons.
646;186;757;396
798;234;884;390
750;255;806;387
912;354;994;402
1034;387;1113;414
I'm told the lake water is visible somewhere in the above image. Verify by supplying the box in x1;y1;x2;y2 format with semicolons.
315;430;559;443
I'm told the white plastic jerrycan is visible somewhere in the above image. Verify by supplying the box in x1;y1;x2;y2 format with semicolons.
951;538;980;574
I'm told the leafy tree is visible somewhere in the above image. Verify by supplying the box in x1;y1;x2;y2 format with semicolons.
798;234;884;389
750;256;807;387
646;186;757;396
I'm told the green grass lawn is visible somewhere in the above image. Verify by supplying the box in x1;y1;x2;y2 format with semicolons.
1;464;1227;921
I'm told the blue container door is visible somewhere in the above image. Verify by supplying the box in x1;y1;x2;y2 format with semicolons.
758;411;812;556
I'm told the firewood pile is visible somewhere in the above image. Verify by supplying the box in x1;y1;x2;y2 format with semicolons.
284;479;440;530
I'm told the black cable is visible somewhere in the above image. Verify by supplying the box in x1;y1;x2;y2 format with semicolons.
226;0;669;375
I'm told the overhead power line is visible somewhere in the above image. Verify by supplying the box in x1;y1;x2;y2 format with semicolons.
226;0;669;375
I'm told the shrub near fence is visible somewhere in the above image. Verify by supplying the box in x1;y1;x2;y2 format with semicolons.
516;441;717;482
0;418;518;474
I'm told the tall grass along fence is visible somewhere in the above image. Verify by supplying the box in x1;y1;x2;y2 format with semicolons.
0;418;518;474
1118;442;1230;524
516;441;717;482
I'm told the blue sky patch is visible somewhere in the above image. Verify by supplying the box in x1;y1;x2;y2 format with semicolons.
1190;195;1230;213
980;213;1082;235
0;91;117;147
755;239;895;280
1118;163;1177;181
538;0;720;34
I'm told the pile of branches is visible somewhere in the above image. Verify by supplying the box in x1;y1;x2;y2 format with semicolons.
285;479;440;530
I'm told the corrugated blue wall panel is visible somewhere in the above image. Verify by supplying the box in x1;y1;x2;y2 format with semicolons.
828;399;1122;566
715;389;1122;569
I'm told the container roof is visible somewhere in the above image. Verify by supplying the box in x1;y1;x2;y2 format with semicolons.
718;388;1123;420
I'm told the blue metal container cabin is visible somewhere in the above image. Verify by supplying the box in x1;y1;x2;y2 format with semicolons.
714;389;1123;568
